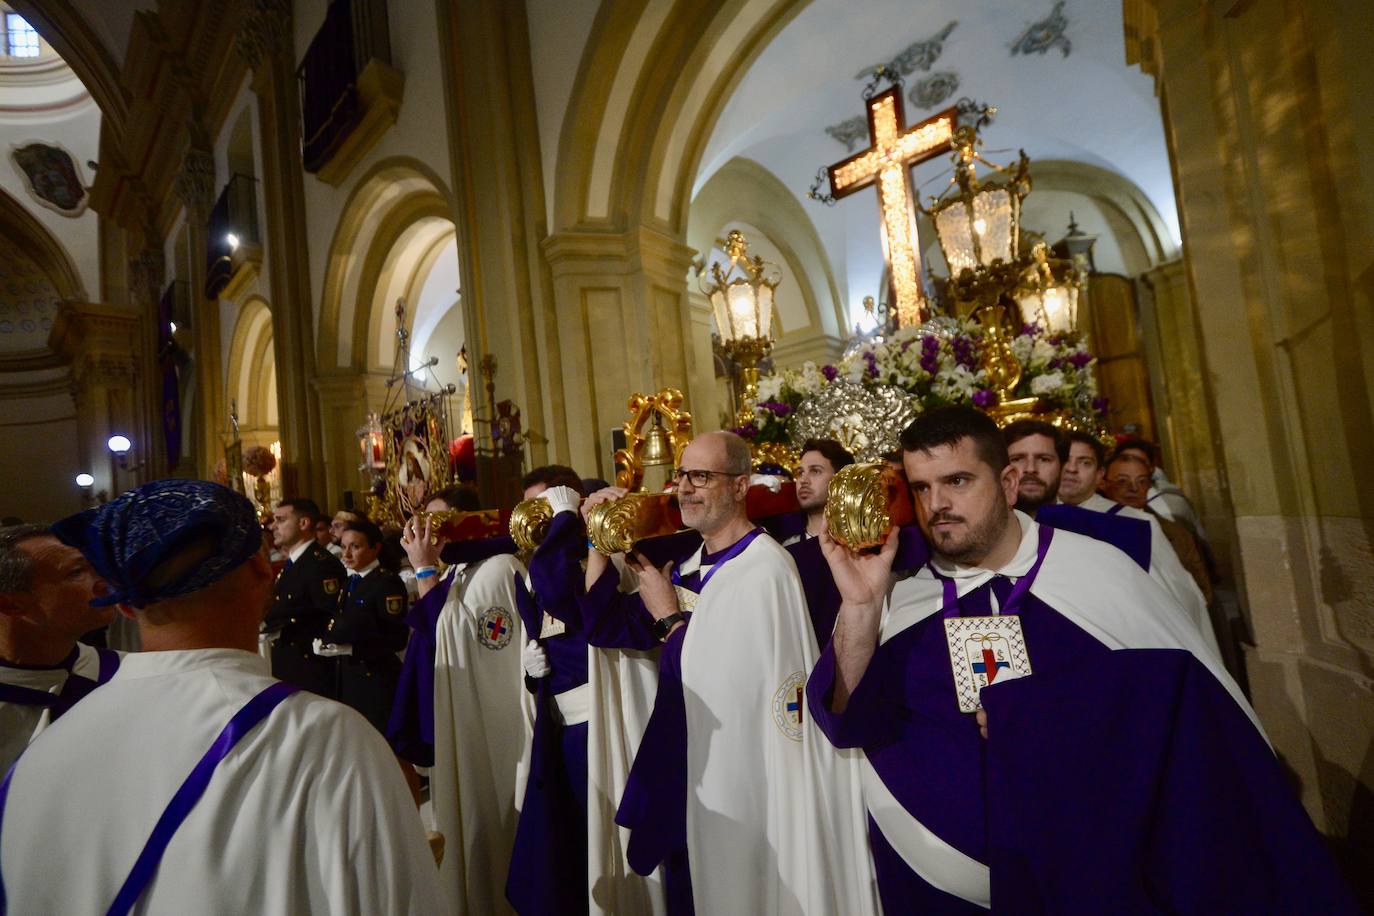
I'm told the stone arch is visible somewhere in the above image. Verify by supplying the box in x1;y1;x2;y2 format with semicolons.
554;0;807;234
688;157;846;364
318;156;457;373
1025;159;1179;270
226;297;277;436
8;0;129;143
0;186;87;370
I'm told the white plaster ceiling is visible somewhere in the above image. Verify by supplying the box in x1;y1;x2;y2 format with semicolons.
693;0;1177;327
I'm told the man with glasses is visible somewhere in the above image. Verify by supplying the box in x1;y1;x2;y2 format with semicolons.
580;431;876;915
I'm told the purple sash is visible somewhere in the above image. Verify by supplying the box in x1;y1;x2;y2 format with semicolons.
0;680;299;916
1106;503;1126;516
0;648;120;720
934;524;1054;619
671;527;764;594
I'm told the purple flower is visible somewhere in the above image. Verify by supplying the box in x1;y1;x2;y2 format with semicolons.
951;335;979;370
761;400;793;417
1091;396;1110;413
920;353;939;374
1068;350;1093;369
921;336;940;354
1020;322;1041;337
972;389;998;408
863;352;879;378
1048;357;1064;371
821;364;839;382
730;424;758;439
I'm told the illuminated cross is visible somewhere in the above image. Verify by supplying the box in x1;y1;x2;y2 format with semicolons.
827;89;957;326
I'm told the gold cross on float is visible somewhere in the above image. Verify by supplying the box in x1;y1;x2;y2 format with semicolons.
827;89;957;325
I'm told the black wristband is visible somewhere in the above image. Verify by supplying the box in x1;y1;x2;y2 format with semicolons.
651;611;687;643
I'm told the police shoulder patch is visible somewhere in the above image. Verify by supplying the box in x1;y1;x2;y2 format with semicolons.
771;670;806;742
323;578;340;595
385;594;404;615
476;606;514;650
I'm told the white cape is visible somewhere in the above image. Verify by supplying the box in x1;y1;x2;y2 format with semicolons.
0;642;109;772
432;554;532;914
678;533;879;916
1076;493;1221;660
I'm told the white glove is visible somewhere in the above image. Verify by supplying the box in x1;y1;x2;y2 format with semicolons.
521;639;550;678
540;485;582;517
312;638;353;657
749;473;784;493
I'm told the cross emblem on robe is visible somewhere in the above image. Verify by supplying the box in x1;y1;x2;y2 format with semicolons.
827;89;957;326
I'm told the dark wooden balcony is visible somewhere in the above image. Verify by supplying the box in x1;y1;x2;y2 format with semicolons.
298;0;403;185
205;173;261;300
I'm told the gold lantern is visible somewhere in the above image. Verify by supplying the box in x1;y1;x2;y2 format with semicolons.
924;125;1030;288
701;230;781;424
1014;243;1083;337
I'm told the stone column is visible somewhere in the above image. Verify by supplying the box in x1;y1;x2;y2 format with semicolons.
235;0;326;500
313;371;393;511
1134;0;1374;883
173;144;224;480
125;244;165;484
542;227;705;477
50;303;142;498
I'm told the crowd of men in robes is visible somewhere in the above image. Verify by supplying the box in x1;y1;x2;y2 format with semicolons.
0;407;1362;913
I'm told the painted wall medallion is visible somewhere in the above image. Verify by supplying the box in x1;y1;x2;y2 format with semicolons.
10;142;88;216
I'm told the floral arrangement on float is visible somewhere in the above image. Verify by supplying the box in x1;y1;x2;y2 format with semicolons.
732;316;1106;463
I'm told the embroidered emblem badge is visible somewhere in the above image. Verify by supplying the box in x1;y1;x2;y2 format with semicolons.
385;594;404;616
673;585;698;615
539;611;566;639
943;615;1032;713
771;670;807;741
323;578;340;595
477;606;514;650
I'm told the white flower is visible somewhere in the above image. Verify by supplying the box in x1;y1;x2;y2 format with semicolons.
1010;336;1033;364
756;376;783;402
1031;371;1065;396
1029;338;1057;367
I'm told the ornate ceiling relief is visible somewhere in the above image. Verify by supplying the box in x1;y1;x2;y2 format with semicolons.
0;236;61;355
853;21;958;82
1011;2;1072;58
826;21;959;149
909;71;960;110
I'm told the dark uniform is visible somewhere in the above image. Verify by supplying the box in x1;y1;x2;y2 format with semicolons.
327;564;410;734
265;541;347;698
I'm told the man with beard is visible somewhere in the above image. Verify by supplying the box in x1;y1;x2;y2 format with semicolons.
1003;419;1064;512
807;406;1357;913
1010;425;1219;655
581;431;876;915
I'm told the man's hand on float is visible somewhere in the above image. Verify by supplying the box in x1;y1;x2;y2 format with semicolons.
400;515;443;571
580;486;628;522
540;485;582;517
625;552;678;621
522;640;550;678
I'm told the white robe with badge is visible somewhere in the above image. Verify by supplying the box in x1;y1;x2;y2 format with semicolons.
678;533;878;916
432;554;532;915
0;648;442;914
1075;492;1221;660
0;642;109;772
586;556;667;914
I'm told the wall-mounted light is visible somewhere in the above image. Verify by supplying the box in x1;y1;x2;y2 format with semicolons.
226;232;240;251
75;472;94;487
169;321;178;334
107;435;131;455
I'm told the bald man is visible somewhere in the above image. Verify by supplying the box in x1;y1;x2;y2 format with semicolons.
581;431;875;915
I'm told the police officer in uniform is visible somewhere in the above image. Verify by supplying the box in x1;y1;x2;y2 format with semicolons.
317;519;409;733
265;498;345;697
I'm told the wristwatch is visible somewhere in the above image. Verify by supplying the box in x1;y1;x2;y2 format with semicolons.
651;611;687;643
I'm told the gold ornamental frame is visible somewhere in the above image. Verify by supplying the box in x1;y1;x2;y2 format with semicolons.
613;388;694;491
368;399;455;527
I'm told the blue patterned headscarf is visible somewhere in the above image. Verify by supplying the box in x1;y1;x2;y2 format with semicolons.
52;479;264;609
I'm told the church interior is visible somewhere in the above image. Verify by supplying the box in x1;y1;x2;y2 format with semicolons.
0;0;1369;900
